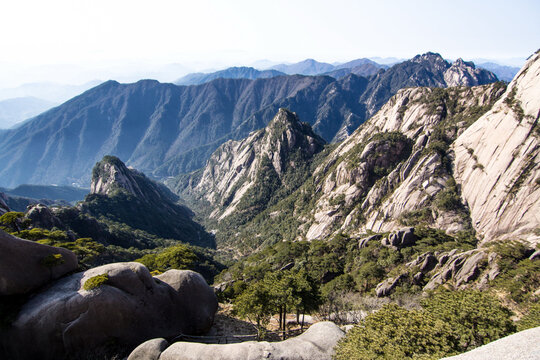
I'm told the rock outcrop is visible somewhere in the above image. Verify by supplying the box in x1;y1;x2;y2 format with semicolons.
0;229;78;295
25;203;63;229
170;108;325;221
152;321;344;360
128;338;170;360
440;326;540;360
3;263;217;360
81;155;213;247
381;228;416;249
453;50;540;244
444;58;498;87
0;192;9;214
303;82;504;241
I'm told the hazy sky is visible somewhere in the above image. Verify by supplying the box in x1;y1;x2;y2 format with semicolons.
0;0;538;86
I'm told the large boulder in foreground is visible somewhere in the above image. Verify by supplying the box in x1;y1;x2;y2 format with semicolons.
3;263;217;360
440;326;540;360
157;321;345;360
0;229;78;295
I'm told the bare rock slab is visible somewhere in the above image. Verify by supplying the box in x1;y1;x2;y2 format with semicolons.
0;229;78;295
3;263;217;360
158;321;345;360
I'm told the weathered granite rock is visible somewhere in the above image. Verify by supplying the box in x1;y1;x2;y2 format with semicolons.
128;338;169;360
420;253;438;273
440;326;540;360
382;228;416;249
375;274;406;297
25;203;63;229
0;192;9;214
155;270;218;335
0;229;78;295
453;51;540;244
158;321;345;360
4;263;217;360
358;234;382;248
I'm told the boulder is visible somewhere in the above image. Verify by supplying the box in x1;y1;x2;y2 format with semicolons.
454;251;486;286
420;253;438;273
440;326;540;360
158;321;345;360
382;228;416;249
375;274;406;297
3;263;217;360
0;229;78;295
128;338;169;360
25;203;63;229
529;250;540;261
358;234;382;248
155;270;218;335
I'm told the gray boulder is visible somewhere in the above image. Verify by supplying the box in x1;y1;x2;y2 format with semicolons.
128;338;169;360
0;229;78;295
440;326;540;360
158;321;345;360
358;234;382;248
25;203;63;229
4;263;217;360
156;270;218;335
375;274;406;297
382;228;416;249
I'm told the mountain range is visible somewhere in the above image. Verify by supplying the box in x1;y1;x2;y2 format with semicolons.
170;50;539;253
175;67;286;85
0;53;498;188
0;97;57;129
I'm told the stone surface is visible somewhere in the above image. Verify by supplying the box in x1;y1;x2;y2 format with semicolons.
128;338;169;360
440;326;540;360
0;192;9;214
3;263;217;360
25;203;63;229
0;229;78;295
172;108;325;221
159;321;345;360
453;51;540;244
375;274;406;297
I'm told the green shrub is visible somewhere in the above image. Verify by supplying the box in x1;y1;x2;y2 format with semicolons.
517;303;540;331
83;274;109;291
135;244;197;273
422;290;515;351
334;304;456;360
41;253;64;268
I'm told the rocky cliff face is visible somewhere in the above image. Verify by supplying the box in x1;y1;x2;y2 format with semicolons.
303;82;505;241
82;156;213;247
170;109;325;222
453;51;540;244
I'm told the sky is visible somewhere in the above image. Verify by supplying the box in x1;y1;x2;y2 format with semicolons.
0;0;538;87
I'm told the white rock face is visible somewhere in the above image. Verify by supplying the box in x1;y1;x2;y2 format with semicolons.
158;321;345;360
453;51;540;244
444;58;498;87
177;108;324;220
304;83;504;241
440;326;540;360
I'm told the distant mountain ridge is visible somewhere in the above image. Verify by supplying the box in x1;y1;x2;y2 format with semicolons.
0;53;499;188
477;62;520;82
0;97;57;129
175;66;286;85
270;59;336;75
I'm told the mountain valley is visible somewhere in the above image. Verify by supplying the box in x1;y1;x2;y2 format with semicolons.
0;50;539;360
